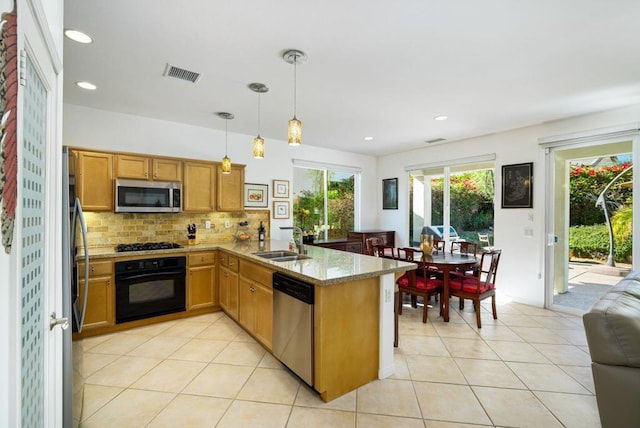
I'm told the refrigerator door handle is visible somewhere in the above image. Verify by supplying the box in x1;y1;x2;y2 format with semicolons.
72;198;90;333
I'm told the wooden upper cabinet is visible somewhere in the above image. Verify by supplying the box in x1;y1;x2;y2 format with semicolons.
217;164;245;212
183;161;215;212
115;155;182;182
74;150;113;211
153;158;182;181
115;154;149;179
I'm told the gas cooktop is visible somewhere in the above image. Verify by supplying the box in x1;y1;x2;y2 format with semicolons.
115;242;182;252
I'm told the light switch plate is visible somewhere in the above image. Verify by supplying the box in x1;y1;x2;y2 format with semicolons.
205;220;211;229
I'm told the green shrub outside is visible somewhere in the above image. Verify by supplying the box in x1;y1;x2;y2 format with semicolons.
569;222;632;263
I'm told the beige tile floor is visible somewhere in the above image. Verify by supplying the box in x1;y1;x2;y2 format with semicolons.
74;296;601;427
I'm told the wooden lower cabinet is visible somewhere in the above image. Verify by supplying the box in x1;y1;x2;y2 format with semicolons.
187;252;217;311
77;259;114;331
218;252;239;320
238;260;274;350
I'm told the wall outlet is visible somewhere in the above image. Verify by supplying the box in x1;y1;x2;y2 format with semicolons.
225;220;231;229
205;220;211;229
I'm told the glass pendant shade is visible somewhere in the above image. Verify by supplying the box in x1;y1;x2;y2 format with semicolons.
253;135;265;159
288;116;302;146
221;155;232;174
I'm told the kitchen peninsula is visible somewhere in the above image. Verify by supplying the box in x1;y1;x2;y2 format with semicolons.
77;240;416;402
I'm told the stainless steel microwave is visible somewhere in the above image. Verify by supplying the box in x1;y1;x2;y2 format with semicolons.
115;179;182;213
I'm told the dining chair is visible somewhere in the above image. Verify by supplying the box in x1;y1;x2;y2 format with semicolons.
448;249;501;328
372;244;396;259
478;232;491;247
450;241;478;257
365;237;384;255
433;238;445;253
397;252;444;323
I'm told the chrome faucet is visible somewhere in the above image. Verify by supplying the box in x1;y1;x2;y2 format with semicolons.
280;226;305;254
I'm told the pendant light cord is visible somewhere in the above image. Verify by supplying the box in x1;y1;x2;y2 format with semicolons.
225;118;228;155
293;56;297;117
257;92;261;135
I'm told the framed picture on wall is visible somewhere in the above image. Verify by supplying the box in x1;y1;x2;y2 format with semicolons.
502;162;533;208
273;201;290;219
382;178;398;210
273;180;289;198
244;183;268;208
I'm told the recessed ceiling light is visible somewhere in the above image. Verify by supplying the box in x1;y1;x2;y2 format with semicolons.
434;115;448;121
363;136;374;141
76;81;97;90
64;29;93;44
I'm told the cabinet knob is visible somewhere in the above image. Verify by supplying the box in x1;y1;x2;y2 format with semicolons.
250;286;255;293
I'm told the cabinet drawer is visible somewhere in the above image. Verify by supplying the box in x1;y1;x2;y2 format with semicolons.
227;255;239;273
189;252;216;267
240;260;274;288
78;260;113;277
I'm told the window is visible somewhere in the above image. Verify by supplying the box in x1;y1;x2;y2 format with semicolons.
408;157;495;247
292;161;360;240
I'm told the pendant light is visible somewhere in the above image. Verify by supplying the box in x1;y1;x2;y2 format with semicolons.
283;49;307;146
217;112;234;174
248;83;269;159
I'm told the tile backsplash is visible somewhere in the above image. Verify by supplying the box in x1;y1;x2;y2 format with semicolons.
80;210;270;250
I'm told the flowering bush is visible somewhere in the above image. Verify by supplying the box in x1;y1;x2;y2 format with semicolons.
569;163;632;226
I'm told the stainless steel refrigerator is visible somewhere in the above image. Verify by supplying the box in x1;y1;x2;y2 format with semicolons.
62;146;90;428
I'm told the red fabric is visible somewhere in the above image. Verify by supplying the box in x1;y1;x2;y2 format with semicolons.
449;277;495;294
397;274;442;290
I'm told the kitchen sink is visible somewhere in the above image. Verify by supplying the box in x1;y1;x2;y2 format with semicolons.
254;251;311;262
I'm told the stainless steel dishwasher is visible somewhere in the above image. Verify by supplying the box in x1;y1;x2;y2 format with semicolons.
272;272;314;386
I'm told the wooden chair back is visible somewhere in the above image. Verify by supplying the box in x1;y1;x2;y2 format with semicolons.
476;249;501;292
450;241;478;257
372;244;395;259
365;237;384;255
397;247;418;262
433;238;445;253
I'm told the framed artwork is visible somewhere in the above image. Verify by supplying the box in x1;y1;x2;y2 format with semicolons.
502;162;533;208
273;179;290;198
382;178;398;210
273;201;290;219
243;183;268;208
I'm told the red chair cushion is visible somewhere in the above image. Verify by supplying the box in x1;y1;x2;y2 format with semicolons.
397;274;442;290
449;276;495;294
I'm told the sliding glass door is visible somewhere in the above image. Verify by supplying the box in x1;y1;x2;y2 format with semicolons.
409;158;495;248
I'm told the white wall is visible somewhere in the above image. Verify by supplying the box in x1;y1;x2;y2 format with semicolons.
63;104;379;239
378;103;640;307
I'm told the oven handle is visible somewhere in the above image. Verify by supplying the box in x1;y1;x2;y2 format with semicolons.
116;269;185;282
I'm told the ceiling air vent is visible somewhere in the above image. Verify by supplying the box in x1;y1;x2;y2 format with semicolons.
163;63;201;83
425;138;446;144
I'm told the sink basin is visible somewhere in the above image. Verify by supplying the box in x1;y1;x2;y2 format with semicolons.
254;251;311;262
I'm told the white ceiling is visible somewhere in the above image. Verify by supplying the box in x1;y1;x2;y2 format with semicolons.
63;0;640;156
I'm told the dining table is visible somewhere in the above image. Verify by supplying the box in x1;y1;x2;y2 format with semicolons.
396;250;478;322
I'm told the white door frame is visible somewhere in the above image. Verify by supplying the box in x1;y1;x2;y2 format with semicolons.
541;124;639;311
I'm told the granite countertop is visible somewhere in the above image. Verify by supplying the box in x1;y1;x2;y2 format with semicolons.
79;240;416;286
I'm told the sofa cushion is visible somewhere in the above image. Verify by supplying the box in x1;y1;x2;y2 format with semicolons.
583;271;640;368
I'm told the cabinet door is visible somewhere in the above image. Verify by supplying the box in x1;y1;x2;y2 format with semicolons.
153;158;182;181
78;276;114;330
115;154;149;179
217;164;245;211
253;283;273;350
227;270;239;320
184;161;215;212
219;267;239;320
238;277;255;331
188;265;216;310
75;151;113;211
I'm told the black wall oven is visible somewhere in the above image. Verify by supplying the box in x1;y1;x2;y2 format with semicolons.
115;256;186;323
